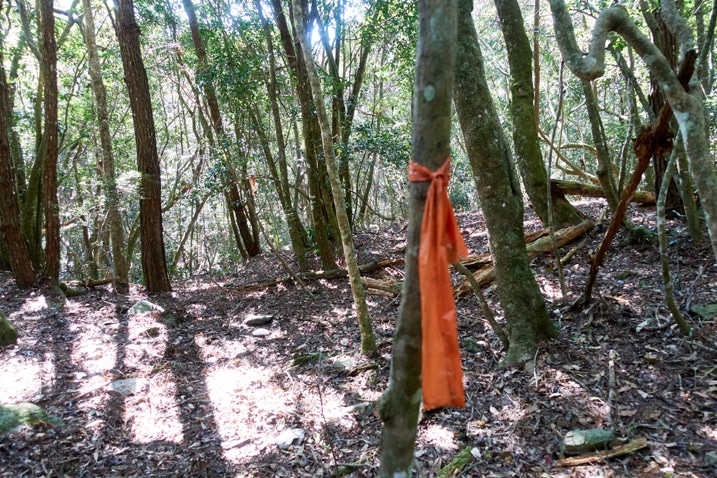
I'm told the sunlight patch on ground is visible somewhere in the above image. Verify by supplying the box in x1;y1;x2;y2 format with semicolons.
419;423;458;451
701;425;717;441
0;357;43;402
204;364;290;461
127;372;184;444
23;294;49;313
319;279;339;289
74;339;117;376
301;382;356;429
330;307;351;320
40;351;57;394
113;310;182;443
537;276;563;300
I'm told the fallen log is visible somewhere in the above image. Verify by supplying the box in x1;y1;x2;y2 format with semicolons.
231;221;593;299
552;179;655;205
452;230;548;271
231;258;405;294
453;220;593;297
553;437;648;467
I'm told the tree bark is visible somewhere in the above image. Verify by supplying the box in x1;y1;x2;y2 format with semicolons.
649;9;684;216
257;1;309;269
115;0;172;293
82;0;129;294
581;79;621;212
0;8;34;287
182;0;261;258
379;0;456;474
41;0;60;281
292;0;375;355
454;0;557;364
551;179;655;204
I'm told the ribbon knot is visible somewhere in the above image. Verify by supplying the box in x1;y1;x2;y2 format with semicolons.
408;157;468;410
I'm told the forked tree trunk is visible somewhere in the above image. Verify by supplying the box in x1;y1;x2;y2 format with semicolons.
182;0;261;258
454;0;557;364
257;1;309;269
378;1;457;474
272;0;338;270
115;0;172;293
82;0;129;293
292;0;375;355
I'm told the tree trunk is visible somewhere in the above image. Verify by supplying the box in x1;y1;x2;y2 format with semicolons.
494;0;582;228
378;0;457;474
454;0;557;364
41;0;60;281
272;0;338;270
581;79;621;212
292;0;375;355
649;9;684;216
257;1;309;269
0;17;34;288
115;0;172;293
82;0;129;294
182;0;261;259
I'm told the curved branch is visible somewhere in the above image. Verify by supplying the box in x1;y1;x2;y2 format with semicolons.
549;0;685;97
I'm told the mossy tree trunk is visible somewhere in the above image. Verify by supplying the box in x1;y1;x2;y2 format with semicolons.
549;0;717;264
494;0;582;228
454;0;557;364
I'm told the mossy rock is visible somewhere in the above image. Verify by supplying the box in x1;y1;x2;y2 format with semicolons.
0;403;63;433
626;225;658;245
0;309;17;346
691;303;717;320
438;446;473;477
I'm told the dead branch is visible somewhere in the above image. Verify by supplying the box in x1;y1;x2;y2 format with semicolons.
553;437;648;467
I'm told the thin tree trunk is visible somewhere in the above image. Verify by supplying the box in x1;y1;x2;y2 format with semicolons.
182;0;261;258
292;0;375;355
257;1;309;269
549;0;717;263
272;0;338;270
83;0;129;293
379;1;457;474
581;80;621;212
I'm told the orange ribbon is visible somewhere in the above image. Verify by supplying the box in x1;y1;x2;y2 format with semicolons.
409;157;468;410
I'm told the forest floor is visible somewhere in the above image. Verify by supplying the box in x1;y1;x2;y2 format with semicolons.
2;199;717;477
